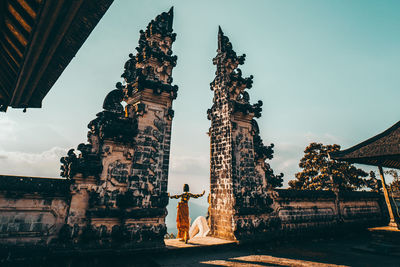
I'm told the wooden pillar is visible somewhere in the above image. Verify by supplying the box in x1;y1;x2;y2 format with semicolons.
378;166;397;228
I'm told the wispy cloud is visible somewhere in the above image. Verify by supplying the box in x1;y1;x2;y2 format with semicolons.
0;117;348;190
0;147;67;177
169;155;209;175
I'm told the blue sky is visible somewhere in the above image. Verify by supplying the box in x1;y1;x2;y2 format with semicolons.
1;0;399;207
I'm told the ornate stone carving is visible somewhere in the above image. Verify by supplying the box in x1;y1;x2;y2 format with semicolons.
103;82;124;112
122;7;178;100
60;145;102;179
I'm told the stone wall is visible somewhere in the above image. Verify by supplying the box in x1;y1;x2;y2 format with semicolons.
0;175;70;246
236;190;387;242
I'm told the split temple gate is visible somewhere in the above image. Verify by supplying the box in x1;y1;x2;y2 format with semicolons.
0;8;390;259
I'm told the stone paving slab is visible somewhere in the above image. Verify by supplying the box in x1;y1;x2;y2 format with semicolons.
200;255;350;267
164;237;237;249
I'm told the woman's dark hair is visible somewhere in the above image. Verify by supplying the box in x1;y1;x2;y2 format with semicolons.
183;184;189;192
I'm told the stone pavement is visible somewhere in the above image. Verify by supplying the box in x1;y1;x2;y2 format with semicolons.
4;233;399;266
152;235;400;267
164;237;237;249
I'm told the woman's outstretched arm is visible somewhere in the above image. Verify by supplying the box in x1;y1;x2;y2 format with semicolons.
189;190;205;198
168;193;182;199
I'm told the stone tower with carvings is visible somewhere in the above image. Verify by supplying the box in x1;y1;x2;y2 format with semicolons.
60;7;177;248
207;27;282;241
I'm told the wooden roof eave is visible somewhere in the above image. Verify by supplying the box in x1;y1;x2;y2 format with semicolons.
334;155;400;169
331;120;400;169
28;0;115;108
9;1;83;108
0;0;114;111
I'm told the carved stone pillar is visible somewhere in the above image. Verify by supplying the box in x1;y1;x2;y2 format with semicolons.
208;27;280;241
60;7;177;248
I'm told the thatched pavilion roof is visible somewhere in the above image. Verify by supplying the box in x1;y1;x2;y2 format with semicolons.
331;121;400;169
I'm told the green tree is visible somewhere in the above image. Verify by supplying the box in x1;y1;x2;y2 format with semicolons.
386;170;400;197
289;143;369;191
368;170;400;195
365;171;382;193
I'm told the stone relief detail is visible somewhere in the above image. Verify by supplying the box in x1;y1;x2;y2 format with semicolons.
234;216;281;239
107;160;130;184
60;144;102;179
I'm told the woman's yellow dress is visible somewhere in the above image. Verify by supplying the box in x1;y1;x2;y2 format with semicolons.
170;191;204;241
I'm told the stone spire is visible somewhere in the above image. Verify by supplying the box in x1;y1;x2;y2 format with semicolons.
121;6;178;99
209;27;257;117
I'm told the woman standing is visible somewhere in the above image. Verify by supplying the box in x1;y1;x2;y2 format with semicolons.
169;184;205;243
